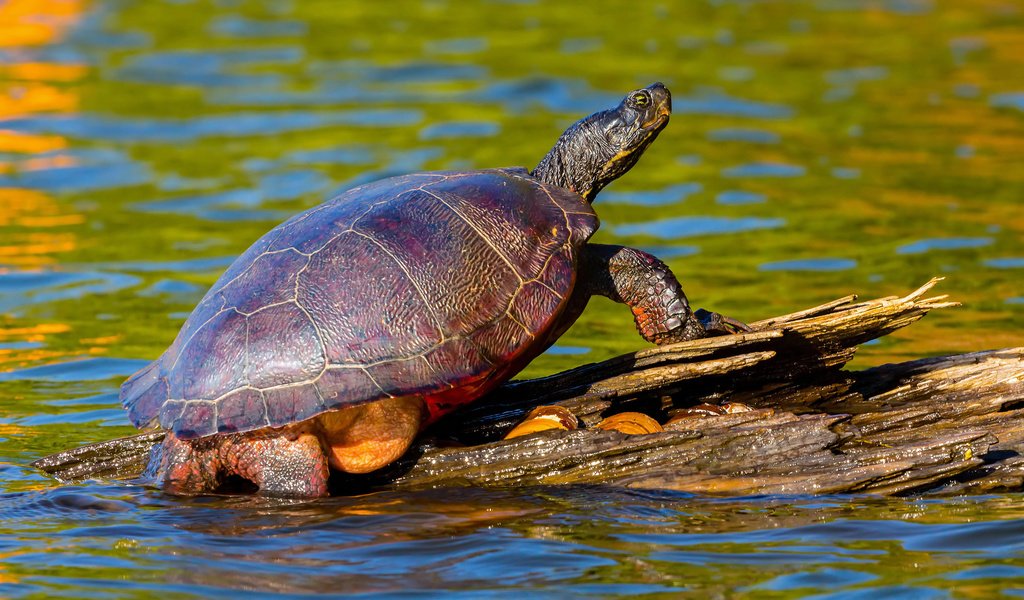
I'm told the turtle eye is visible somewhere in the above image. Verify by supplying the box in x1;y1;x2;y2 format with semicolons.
631;91;650;107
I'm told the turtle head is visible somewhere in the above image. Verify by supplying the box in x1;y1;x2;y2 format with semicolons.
532;82;671;202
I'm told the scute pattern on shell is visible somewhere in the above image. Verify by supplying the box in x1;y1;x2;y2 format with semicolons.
121;168;598;439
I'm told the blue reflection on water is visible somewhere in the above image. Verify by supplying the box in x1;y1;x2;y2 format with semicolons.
0;358;147;383
0;149;150;192
615;216;784;239
132;189;290;221
896;238;993;254
708;128;780;144
258;170;332;200
601;183;703;206
640;245;701;259
985;258;1024;269
991;92;1024;112
716;190;766;205
0;271;140;314
4;110;423;142
420;121;500;140
545;345;590;356
284;145;377;165
723;162;806;178
209;16;308;38
760;258;857;272
748;567;878;592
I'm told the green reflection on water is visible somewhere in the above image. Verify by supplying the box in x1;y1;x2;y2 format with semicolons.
1;0;1024;595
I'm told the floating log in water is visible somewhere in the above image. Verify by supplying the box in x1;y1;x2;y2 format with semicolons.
32;278;1024;496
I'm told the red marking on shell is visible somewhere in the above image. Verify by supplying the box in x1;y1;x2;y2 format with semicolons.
421;373;495;425
244;303;326;389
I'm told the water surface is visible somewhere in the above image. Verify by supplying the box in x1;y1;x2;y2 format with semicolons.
2;0;1023;596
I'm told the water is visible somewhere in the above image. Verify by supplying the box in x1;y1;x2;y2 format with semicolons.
1;0;1023;596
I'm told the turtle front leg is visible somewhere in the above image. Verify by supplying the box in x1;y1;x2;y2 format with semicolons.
579;244;749;344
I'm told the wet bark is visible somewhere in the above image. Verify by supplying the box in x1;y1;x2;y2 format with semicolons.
33;278;1024;496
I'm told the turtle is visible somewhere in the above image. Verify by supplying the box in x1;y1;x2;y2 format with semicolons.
121;82;747;497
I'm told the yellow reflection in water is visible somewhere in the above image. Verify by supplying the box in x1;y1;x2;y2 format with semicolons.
0;0;87;267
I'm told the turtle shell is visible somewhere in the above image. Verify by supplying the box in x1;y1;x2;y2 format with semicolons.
121;168;598;439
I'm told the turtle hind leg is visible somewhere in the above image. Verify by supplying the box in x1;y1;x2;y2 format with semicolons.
151;429;330;498
222;429;330;498
318;396;425;475
148;432;225;495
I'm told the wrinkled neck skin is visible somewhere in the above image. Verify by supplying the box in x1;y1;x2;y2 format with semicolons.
531;110;619;203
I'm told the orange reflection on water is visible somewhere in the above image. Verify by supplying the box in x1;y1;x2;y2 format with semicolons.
0;0;85;48
0;0;88;371
0;130;67;154
0;322;72;369
0;0;87;272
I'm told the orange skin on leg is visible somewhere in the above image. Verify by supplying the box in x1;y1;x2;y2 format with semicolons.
318;396;425;474
152;396;426;496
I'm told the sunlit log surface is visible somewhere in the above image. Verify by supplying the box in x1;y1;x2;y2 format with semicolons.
34;278;1024;496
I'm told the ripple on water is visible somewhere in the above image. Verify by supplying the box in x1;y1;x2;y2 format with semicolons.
426;37;488;55
257;169;332;201
601;182;703;206
759;258;857;272
114;47;303;88
750;567;878;592
0;357;147;383
716;190;766;205
991;92;1024;112
544;345;590;356
640;244;701;259
283;145;377;166
0;148;150;192
896;237;993;254
615;216;784;239
209;16;308;38
722;162;806;178
306;60;487;83
419;121;500;140
131;189;291;222
985;257;1024;269
707;128;780;144
84;256;235;274
673;92;793;119
0;270;140;314
4;110;423;142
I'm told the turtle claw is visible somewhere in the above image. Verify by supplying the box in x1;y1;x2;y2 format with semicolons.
695;309;753;336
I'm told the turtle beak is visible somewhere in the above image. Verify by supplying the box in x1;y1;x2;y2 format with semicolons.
642;82;672;129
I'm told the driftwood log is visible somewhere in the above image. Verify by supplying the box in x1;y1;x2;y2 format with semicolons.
33;278;1024;496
